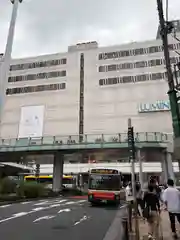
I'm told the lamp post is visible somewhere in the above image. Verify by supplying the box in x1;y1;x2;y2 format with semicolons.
0;0;23;125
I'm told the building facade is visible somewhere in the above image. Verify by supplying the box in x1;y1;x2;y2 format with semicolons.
1;35;180;139
1;22;180;179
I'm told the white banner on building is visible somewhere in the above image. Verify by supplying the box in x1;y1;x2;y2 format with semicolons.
18;105;45;138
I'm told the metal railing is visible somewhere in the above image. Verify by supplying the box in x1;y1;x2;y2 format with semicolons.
0;132;172;148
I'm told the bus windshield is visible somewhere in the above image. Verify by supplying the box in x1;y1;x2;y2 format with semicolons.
89;174;121;191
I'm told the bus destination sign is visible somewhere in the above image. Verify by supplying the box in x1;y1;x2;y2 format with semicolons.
91;169;118;174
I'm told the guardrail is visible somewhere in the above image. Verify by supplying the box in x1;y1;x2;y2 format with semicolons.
0;132;172;148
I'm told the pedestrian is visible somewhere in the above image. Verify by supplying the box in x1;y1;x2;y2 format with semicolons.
162;179;180;239
149;178;161;200
143;184;161;240
125;182;134;231
136;182;143;217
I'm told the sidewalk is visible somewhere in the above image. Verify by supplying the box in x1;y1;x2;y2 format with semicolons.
131;211;179;239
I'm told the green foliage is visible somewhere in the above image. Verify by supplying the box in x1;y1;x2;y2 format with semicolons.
16;182;46;198
0;177;17;194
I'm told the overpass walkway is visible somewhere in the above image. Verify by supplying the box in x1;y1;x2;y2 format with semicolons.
0;132;172;153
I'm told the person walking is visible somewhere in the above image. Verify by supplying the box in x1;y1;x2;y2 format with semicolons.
143;184;161;240
125;182;134;231
163;179;180;239
136;182;143;217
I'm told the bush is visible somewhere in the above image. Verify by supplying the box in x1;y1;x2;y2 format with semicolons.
16;182;46;198
0;177;17;194
0;194;22;202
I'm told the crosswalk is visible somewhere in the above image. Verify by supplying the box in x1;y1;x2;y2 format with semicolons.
0;198;88;224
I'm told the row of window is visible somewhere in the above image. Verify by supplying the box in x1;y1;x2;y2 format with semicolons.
8;71;66;83
99;43;180;60
99;57;180;72
10;58;67;72
99;72;167;86
6;83;66;95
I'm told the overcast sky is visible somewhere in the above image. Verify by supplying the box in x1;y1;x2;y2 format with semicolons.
0;0;180;58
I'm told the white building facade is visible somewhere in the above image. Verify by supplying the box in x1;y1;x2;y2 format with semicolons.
1;36;180;139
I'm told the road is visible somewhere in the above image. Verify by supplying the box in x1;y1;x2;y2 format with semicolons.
0;197;125;240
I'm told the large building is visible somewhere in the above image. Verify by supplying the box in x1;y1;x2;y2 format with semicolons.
2;35;180;138
1;21;180;178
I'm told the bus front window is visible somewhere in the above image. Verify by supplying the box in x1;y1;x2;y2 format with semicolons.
89;174;121;191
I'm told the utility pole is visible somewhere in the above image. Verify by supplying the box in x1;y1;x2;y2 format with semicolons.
127;118;139;240
0;0;23;128
156;0;180;138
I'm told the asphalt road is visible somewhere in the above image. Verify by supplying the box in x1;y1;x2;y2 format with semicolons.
0;197;125;240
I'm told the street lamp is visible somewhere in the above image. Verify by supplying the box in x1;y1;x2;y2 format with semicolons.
0;0;23;130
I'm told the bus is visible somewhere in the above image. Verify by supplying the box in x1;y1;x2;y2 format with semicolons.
88;168;124;205
24;175;76;189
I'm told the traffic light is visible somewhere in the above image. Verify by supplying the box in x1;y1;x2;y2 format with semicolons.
127;127;136;160
35;163;40;178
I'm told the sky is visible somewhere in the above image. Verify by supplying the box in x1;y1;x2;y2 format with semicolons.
0;0;180;58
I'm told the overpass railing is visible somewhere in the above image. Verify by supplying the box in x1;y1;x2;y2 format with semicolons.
0;132;172;147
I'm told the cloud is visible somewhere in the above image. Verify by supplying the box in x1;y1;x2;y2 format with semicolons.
0;0;180;58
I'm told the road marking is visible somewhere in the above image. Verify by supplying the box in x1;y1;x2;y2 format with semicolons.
0;212;28;223
0;205;11;208
21;202;32;205
34;201;49;206
74;215;88;226
58;208;71;213
31;207;47;211
0;199;84;224
14;212;28;217
64;201;75;205
77;200;86;203
33;215;55;223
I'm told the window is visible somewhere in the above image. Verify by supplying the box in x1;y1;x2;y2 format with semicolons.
134;61;147;68
148;59;163;67
10;58;67;71
148;46;162;53
6;83;66;95
99;66;106;72
99;71;166;86
8;70;66;83
121;76;134;83
107;65;117;71
133;48;145;55
151;72;164;80
135;74;149;82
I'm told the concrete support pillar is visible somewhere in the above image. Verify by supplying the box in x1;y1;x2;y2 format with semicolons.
161;152;175;183
137;149;143;187
52;152;64;193
166;152;175;181
161;157;168;184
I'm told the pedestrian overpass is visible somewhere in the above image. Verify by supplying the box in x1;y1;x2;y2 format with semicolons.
0;132;173;192
0;132;172;153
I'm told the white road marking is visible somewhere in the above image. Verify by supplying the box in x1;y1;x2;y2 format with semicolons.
32;207;47;211
21;202;32;205
74;215;88;226
13;212;28;217
50;204;61;208
0;199;84;224
58;208;71;213
0;212;28;223
33;215;55;223
34;201;49;206
76;200;87;203
64;201;75;205
0;205;11;208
